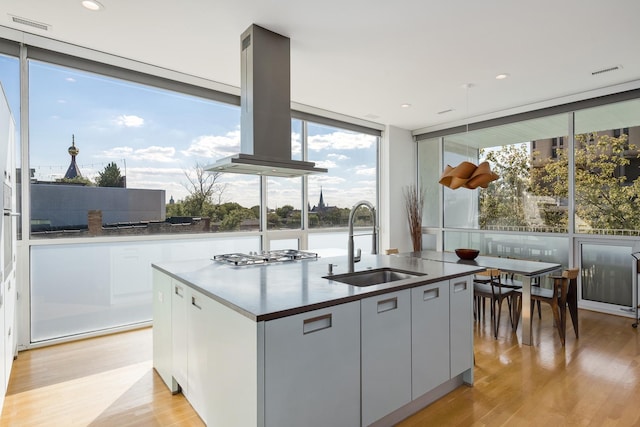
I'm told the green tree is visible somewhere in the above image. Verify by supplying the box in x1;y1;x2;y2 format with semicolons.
276;205;295;219
96;162;124;187
479;144;530;229
182;163;226;217
165;201;186;217
250;205;260;219
56;176;93;186
532;132;640;231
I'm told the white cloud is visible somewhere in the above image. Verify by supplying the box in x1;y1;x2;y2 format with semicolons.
114;114;145;128
65;77;76;83
102;147;134;157
57;99;66;104
309;175;346;186
327;153;349;161
308;131;376;151
182;130;240;159
127;166;184;175
355;166;376;176
100;146;176;162
313;159;337;169
133;146;176;162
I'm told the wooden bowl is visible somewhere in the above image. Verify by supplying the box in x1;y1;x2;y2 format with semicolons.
455;248;479;260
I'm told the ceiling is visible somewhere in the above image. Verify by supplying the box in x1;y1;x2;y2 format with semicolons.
2;0;640;132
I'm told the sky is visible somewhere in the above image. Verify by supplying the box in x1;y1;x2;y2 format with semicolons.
0;58;378;210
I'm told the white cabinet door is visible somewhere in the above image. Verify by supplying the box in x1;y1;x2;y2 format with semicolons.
187;288;211;424
171;280;188;394
411;280;450;399
450;276;473;379
152;270;177;392
264;301;360;427
3;273;15;391
0;280;4;398
361;289;411;426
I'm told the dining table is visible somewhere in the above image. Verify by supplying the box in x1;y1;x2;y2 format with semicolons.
412;250;562;346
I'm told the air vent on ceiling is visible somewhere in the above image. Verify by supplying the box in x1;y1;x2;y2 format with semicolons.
591;65;622;76
437;108;454;115
10;15;50;31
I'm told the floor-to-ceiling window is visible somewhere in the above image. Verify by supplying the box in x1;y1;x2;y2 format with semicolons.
306;121;378;252
1;37;381;345
571;99;640;313
439;115;570;265
417;94;640;316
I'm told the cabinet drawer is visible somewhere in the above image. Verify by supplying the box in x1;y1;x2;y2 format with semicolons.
264;301;360;427
411;280;450;398
361;290;411;426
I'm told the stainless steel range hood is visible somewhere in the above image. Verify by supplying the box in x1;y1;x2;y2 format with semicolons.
206;25;327;178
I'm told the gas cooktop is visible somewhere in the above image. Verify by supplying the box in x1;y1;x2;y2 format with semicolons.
213;249;318;266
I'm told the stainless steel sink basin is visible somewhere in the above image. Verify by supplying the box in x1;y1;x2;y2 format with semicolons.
324;268;426;287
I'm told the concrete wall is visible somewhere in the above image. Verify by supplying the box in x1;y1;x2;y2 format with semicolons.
29;183;165;227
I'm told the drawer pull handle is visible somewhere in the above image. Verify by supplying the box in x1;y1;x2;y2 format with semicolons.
174;285;183;298
191;296;202;310
453;281;467;293
303;313;332;334
377;297;398;313
423;288;439;301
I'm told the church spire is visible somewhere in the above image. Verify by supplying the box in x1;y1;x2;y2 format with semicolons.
318;186;325;209
64;134;81;179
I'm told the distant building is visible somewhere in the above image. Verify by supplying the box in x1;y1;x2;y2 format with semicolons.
532;126;640;182
27;138;166;235
310;187;336;213
64;135;81;179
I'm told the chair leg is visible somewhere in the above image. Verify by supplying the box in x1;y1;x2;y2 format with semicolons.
494;299;503;339
551;301;565;346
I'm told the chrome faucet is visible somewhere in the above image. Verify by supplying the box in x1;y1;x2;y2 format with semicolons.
348;200;377;272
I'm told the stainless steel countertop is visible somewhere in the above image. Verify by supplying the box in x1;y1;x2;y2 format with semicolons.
152;254;485;321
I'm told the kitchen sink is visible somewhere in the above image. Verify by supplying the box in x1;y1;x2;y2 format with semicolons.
324;268;426;287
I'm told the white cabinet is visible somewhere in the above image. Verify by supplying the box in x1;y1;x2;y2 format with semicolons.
187;287;211;423
450;276;473;379
162;277;214;424
411;280;450;399
171;280;188;394
264;301;361;427
3;272;15;391
361;289;411;426
0;83;16;413
152;269;176;392
152;267;475;427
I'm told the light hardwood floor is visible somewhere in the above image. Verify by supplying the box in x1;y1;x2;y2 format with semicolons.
1;306;639;426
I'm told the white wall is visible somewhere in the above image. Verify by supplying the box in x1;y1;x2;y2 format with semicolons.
379;125;416;253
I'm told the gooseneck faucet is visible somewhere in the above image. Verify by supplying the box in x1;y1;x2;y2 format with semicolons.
348;200;377;272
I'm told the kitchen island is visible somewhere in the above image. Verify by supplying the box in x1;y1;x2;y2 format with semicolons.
152;254;484;427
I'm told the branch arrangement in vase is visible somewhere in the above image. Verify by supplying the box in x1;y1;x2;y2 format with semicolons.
403;184;425;252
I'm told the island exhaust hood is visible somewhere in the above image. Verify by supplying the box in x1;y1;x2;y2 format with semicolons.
205;25;327;178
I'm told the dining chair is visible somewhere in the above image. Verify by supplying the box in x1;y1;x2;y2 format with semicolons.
473;268;518;339
515;268;579;346
502;272;542;319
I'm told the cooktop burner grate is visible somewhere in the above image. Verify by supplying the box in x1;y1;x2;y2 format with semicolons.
213;249;318;266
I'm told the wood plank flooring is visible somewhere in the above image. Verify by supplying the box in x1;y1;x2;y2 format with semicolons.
1;306;639;426
0;328;204;427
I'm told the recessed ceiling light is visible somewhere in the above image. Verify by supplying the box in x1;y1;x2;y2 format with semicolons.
401;103;411;108
495;73;510;80
81;0;104;11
